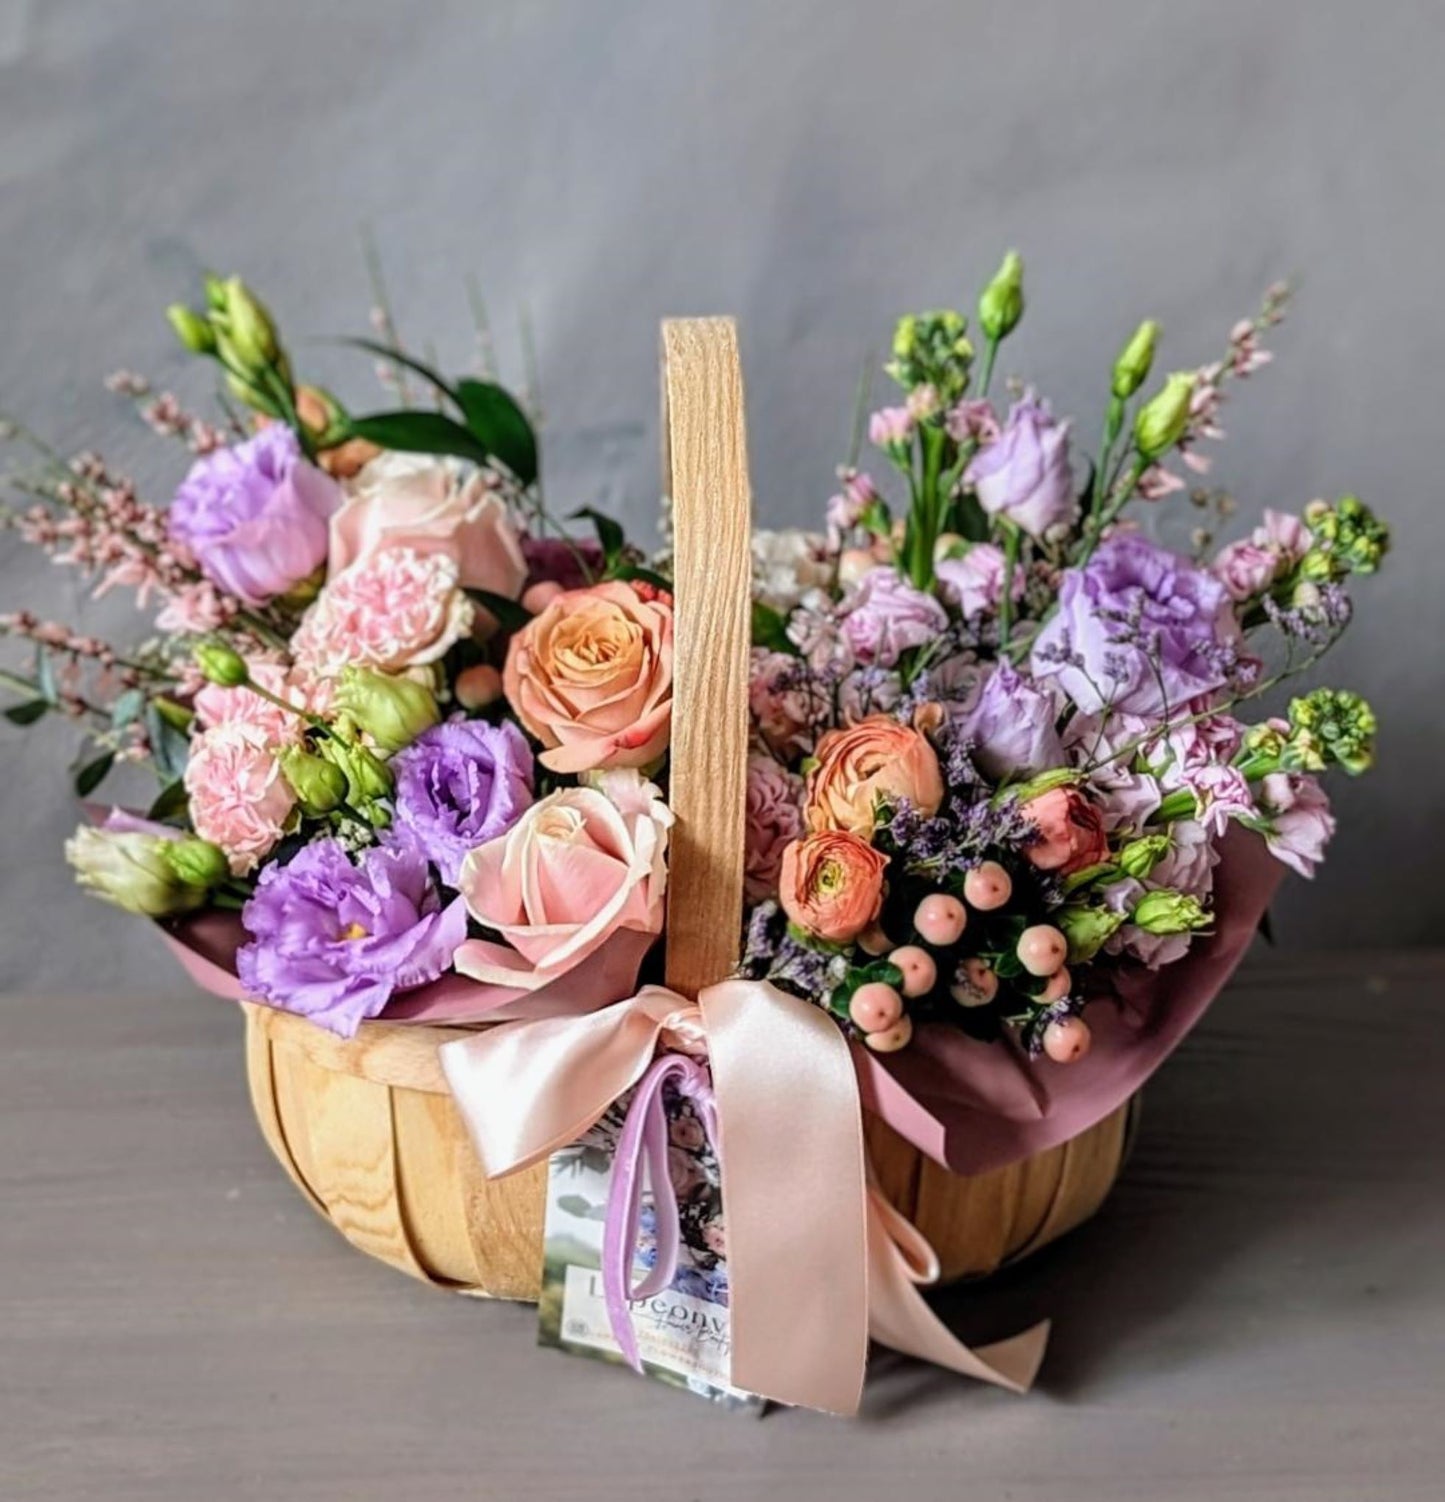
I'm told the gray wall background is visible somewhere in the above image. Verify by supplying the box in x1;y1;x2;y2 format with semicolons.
2;0;1441;992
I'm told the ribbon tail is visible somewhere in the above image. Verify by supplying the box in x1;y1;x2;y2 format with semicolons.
865;1191;1050;1395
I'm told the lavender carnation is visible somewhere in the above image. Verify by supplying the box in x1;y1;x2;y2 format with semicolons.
389;718;534;885
238;839;467;1037
839;567;948;668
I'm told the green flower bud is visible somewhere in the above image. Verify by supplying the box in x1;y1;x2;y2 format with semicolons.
65;826;209;918
1111;319;1160;400
978;251;1025;342
1133;371;1195;460
166;304;216;356
203;273;229;311
333;666;440;755
275;746;347;816
161;837;230;890
1285;688;1377;776
1131;889;1211;936
215;276;282;371
317;736;394;821
1117;832;1173;880
1304;495;1390;577
193;642;249;688
1242;720;1288;762
1058;904;1126;963
885;309;974;404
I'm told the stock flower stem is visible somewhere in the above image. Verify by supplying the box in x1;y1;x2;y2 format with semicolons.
998;522;1021;649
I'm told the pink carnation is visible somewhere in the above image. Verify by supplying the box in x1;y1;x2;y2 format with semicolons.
749;648;826;757
184;724;295;875
744;753;804;903
194;661;310;747
839;566;948;668
290;546;474;681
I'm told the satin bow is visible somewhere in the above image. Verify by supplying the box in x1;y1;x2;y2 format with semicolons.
439;978;1049;1415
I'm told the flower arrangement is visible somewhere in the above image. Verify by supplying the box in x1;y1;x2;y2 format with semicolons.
3;273;676;1037
738;258;1385;1063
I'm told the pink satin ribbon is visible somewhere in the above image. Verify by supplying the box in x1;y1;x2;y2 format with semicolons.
439;978;1049;1415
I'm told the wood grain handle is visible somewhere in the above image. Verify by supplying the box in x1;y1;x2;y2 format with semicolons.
659;319;753;999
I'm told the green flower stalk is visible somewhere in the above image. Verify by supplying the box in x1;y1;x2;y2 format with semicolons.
978;251;1025;344
1133;371;1196;460
333;666;440;755
278;747;350;816
1283;688;1377;776
1131;889;1211;936
1111;319;1160;401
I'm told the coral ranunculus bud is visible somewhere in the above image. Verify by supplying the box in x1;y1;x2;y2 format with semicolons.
777;831;888;944
978;250;1025;342
1133;371;1195;459
333;665;440;755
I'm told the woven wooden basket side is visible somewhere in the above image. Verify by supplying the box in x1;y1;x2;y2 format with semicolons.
242;318;1131;1300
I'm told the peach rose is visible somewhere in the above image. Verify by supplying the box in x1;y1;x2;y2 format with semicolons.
454;768;672;990
503;581;674;774
804;714;944;837
329;452;527;601
778;830;888;943
1022;785;1110;875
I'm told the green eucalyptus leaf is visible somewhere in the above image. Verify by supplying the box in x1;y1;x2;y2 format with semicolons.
4;699;50;726
147;779;190;823
110;688;145;729
345;410;490;466
34;648;58;705
145;702;192;782
455;378;538;485
72;751;115;798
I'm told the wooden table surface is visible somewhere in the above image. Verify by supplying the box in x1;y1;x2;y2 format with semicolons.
3;951;1442;1501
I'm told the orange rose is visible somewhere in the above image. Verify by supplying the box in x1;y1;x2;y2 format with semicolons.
1021;786;1109;875
503;581;674;774
778;831;888;943
804;714;944;836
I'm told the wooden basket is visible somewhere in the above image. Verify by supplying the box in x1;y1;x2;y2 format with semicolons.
243;319;1132;1302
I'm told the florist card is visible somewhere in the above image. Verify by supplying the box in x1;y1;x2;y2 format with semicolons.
538;1093;763;1414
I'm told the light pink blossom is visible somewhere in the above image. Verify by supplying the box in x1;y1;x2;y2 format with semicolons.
743;753;804;903
1255;772;1335;877
838;566;948;668
184;724;295;875
934;542;1024;620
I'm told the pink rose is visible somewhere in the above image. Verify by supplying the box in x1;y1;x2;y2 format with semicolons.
184;724;295;875
330;453;527;602
503;581;674;774
744;753;804;903
290;546;475;681
454;768;672;990
1022;786;1110;875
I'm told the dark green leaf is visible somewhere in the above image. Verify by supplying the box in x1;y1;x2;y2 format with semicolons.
110;688;145;729
332;338;460;405
455;379;538;485
345;410;490;466
145;702;192;782
147;779;190;823
751;601;795;653
4;699;50;726
72;751;115;798
570;506;625;564
614;564;672;591
465;588;533;633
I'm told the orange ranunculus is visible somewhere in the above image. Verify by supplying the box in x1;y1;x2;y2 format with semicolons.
503;581;674;774
804;714;944;837
778;830;888;943
1021;786;1110;875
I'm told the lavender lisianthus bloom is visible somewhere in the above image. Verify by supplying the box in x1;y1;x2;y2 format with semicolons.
964;392;1076;540
238;839;467;1037
169;425;340;605
839;566;949;667
1031;533;1236;716
956;662;1065;781
388;719;534;886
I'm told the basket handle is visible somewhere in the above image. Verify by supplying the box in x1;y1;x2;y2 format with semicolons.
659;318;753;999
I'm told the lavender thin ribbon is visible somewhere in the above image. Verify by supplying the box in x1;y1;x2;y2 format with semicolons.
600;1052;718;1373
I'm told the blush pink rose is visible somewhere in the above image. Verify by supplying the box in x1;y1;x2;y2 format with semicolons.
454;768;672;990
744;752;804;903
183;724;295;875
289;546;475;681
1021;785;1110;875
330;453;527;602
503;581;673;774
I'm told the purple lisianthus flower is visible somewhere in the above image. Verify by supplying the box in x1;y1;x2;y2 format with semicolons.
965;392;1076;540
169;425;340;605
956;662;1065;782
839;566;949;667
238;839;467;1037
1031;533;1235;716
388;719;534;886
